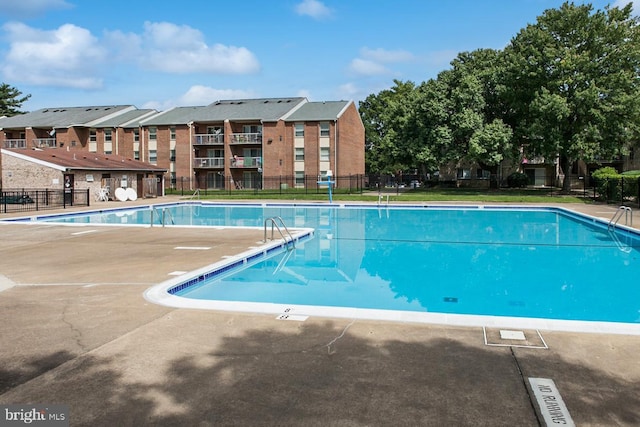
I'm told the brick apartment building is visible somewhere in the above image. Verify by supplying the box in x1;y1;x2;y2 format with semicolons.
0;98;365;192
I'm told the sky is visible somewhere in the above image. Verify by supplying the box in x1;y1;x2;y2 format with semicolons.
0;0;634;112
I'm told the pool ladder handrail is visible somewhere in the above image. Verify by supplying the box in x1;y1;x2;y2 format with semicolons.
190;189;200;200
608;206;632;230
264;216;295;250
150;207;175;227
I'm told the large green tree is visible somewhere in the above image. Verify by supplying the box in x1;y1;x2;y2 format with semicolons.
503;2;640;192
0;83;31;116
411;48;513;176
360;80;418;176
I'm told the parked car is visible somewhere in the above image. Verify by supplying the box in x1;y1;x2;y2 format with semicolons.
1;194;34;204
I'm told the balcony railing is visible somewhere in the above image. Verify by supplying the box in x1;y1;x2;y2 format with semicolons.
522;156;550;165
230;133;262;144
195;157;225;168
193;134;224;145
3;139;27;149
231;156;262;168
33;138;57;148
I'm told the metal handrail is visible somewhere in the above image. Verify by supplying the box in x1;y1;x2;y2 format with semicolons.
190;189;200;200
150;207;175;227
608;206;632;230
264;216;295;250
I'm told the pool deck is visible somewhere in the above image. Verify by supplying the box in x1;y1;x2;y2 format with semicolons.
1;197;639;426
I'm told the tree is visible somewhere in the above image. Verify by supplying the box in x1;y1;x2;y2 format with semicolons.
502;2;640;192
0;83;31;116
360;80;418;176
411;49;514;177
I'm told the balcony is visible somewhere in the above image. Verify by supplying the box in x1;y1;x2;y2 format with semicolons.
230;133;262;144
522;156;552;165
3;139;27;149
195;157;225;168
33;138;57;148
231;156;262;168
193;134;224;145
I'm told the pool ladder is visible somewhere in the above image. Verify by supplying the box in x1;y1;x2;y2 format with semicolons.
150;207;175;227
264;216;295;250
608;206;632;230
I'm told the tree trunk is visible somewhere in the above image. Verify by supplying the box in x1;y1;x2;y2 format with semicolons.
561;157;573;194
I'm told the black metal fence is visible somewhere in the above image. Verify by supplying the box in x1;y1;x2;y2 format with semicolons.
167;174;367;196
1;189;90;214
591;177;640;206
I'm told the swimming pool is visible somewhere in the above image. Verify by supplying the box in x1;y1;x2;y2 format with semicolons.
16;202;640;333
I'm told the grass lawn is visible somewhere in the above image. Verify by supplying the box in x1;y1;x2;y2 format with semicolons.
170;187;591;204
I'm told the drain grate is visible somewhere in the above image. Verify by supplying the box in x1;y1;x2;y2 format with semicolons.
483;327;548;349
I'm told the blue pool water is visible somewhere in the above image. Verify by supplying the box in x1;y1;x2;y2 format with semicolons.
34;203;640;325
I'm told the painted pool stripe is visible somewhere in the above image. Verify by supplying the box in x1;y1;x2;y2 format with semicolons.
528;378;575;427
174;246;211;250
71;229;98;235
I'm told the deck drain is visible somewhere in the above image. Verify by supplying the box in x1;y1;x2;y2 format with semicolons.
483;327;548;349
500;329;526;340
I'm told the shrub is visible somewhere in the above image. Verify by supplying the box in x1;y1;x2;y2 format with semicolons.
506;172;529;188
591;167;640;202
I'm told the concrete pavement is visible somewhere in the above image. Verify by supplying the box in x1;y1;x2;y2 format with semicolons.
0;198;639;426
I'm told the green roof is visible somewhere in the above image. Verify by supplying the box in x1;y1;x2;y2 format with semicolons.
0;105;137;129
284;101;352;121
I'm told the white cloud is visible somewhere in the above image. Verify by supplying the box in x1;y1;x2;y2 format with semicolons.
132;22;260;74
295;0;332;20
348;47;415;77
178;86;256;105
0;0;72;18
1;22;106;89
0;20;261;90
348;58;390;76
143;85;256;110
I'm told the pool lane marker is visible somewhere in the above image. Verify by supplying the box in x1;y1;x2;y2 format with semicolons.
71;229;99;236
528;378;575;426
174;246;211;250
276;307;308;321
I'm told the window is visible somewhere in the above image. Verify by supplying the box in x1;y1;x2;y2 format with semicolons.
295;147;305;161
456;168;471;179
134;150;140;160
170;126;176;141
170;149;176;162
320;147;330;161
104;129;112;143
89;129;97;152
149;150;157;164
476;169;490;179
242;125;262;134
295;123;304;137
149;127;157;141
320;122;330;137
295;171;305;187
133;129;139;142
